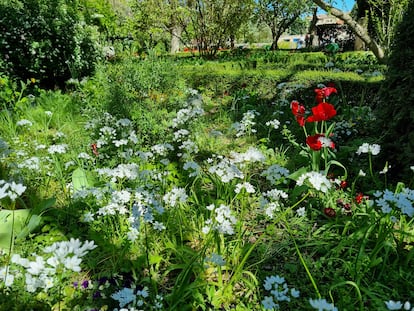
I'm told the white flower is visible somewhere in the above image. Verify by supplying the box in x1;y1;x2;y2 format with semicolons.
163;187;188;207
385;300;403;310
261;165;290;185
153;221;166;231
230;147;265;164
297;172;331;193
111;287;136;308
356;143;381;155
358;169;366;177
262;296;278;310
290;288;300;298
235;182;255;194
45;111;53;117
309;298;338;311
82;212;95;222
183;161;201;177
0;267;14;287
127;228;139;242
296;207;306;217
63;256;82;272
27;256;46;275
16;119;33;127
265;119;281;129
48;144;68;154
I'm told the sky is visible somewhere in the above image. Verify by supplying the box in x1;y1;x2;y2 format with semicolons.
332;0;356;12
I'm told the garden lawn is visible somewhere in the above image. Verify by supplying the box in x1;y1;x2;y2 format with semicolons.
0;51;413;311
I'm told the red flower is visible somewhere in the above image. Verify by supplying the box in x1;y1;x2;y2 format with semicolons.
340;180;348;189
291;100;306;126
91;143;99;156
315;87;338;103
306;134;324;150
306;134;335;151
307;102;336;122
324;207;336;217
355;192;367;204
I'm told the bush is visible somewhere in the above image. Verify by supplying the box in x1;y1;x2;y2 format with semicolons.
77;52;188;146
377;0;414;180
0;0;101;88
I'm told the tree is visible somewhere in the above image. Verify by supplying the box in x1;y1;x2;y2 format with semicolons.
311;0;408;62
255;0;312;50
187;0;254;57
366;0;409;55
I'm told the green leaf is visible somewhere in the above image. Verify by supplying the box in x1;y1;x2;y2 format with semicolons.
0;209;42;252
287;166;308;182
72;167;94;192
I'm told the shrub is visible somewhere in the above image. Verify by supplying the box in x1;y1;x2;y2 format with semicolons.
0;0;101;88
77;52;188;146
377;0;414;180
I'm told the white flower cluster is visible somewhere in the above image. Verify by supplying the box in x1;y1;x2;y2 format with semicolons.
183;160;201;177
163;187;188;207
297;172;331;193
47;143;68;154
127;189;165;242
96;163;140;182
260;188;288;218
207;155;244;183
16;119;33;127
374;188;414;217
173;129;190;142
17;156;46;172
230;147;265;166
85;113;139;159
172;95;205;128
234;182;255;194
1;239;96;292
265;119;281;130
111;286;149;308
309;298;338;311
232;110;260;137
261;164;290;185
151;143;174;157
0;179;26;201
202;204;237;235
262;275;300;310
356;143;381;155
178;139;198;157
385;300;413;310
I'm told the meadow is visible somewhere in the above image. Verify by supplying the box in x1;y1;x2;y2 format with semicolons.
0;49;413;311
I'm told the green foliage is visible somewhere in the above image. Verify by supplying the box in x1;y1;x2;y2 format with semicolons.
377;0;414;181
77;53;187;145
0;0;101;88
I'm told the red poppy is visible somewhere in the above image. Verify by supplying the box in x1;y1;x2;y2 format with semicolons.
315;87;338;103
306;134;335;151
291;100;306;126
307;102;336;122
324;207;336;217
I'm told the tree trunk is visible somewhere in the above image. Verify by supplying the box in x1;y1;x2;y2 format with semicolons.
170;25;182;54
354;17;367;51
312;0;386;63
